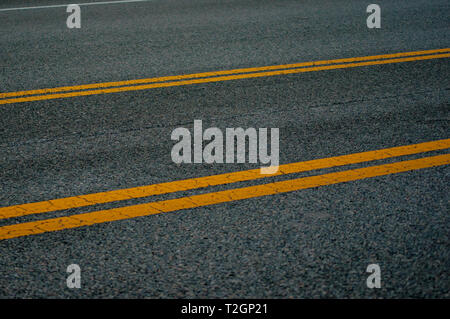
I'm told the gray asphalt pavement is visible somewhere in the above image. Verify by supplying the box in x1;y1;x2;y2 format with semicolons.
0;0;449;298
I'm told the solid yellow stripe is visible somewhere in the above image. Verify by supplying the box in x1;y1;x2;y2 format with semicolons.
1;52;449;105
0;138;449;220
1;48;449;99
0;154;448;240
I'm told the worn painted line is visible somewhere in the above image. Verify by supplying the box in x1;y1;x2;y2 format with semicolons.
0;0;153;12
0;154;448;240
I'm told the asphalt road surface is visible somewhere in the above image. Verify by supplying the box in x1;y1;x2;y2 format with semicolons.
0;0;449;298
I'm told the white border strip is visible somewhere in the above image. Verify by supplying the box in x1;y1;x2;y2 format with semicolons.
0;0;152;12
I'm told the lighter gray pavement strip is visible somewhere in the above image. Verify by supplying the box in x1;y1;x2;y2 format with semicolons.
0;0;154;12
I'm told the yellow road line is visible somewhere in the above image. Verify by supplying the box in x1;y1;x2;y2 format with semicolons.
1;139;449;220
1;139;449;219
1;51;449;105
0;154;448;240
1;48;448;98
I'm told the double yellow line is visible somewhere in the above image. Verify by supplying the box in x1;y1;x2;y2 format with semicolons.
1;139;449;240
1;48;449;105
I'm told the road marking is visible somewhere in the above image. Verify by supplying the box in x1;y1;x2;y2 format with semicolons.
1;49;449;105
1;139;449;220
0;154;448;240
2;48;449;99
0;0;153;12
